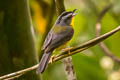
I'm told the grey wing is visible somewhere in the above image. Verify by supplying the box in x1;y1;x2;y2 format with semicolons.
45;26;74;52
42;31;53;50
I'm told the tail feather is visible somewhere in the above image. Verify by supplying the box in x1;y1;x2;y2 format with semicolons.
36;51;52;74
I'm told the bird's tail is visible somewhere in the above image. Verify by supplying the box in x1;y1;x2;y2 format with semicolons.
36;51;53;74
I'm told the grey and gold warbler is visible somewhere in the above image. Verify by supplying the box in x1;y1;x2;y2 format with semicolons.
36;9;77;74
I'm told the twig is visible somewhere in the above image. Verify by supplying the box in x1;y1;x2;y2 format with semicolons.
4;74;23;80
96;4;112;36
96;4;112;23
0;26;120;80
0;64;38;80
95;4;120;63
99;43;120;62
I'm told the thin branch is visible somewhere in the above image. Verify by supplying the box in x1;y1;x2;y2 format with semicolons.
96;4;112;23
0;26;120;80
96;4;112;36
4;74;23;80
0;64;38;80
99;43;120;62
95;4;120;63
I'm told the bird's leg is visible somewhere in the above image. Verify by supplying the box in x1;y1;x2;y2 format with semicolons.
49;55;55;63
49;50;58;63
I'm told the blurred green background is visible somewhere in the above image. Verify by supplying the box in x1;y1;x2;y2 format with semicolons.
1;0;120;80
30;0;120;80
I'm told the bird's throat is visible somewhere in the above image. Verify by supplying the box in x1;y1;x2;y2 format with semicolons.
70;17;74;27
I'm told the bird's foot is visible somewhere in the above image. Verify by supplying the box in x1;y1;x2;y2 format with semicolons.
49;55;55;63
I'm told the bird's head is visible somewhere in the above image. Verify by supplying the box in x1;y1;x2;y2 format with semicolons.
55;9;77;26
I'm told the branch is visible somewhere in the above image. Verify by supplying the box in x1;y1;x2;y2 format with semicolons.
95;4;120;63
0;64;38;80
3;74;23;80
0;26;120;80
96;4;112;23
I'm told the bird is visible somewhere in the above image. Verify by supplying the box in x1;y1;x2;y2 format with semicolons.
36;9;77;74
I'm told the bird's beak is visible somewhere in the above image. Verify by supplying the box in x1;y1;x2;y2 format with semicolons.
72;9;77;16
72;13;76;16
73;9;77;13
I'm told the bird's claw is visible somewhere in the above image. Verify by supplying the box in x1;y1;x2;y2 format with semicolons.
49;55;55;63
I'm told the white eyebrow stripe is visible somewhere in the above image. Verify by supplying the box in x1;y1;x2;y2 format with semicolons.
55;12;72;24
62;13;72;20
